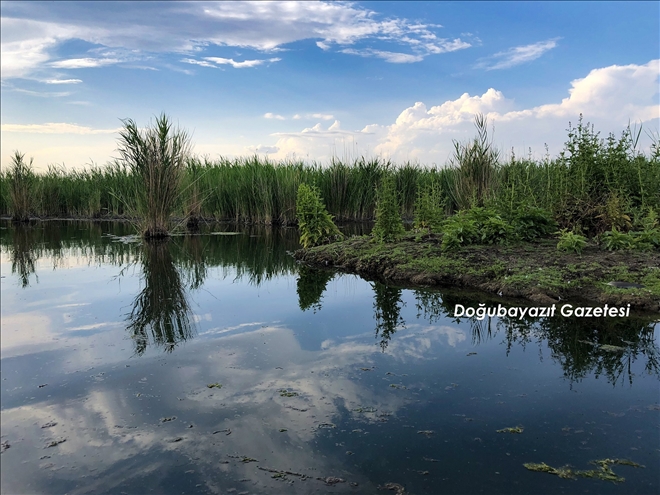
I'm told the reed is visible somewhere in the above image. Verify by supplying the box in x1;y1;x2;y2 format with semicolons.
116;114;191;238
1;116;657;234
7;151;34;222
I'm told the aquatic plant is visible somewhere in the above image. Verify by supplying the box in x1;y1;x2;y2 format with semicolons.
372;174;405;243
116;113;192;238
295;183;343;248
7;151;34;222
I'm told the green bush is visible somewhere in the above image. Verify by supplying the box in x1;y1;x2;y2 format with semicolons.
413;184;444;232
372;175;405;243
507;206;557;241
296;183;343;248
601;228;635;251
556;229;588;254
440;207;515;251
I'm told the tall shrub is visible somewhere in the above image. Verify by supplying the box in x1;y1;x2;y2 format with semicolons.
372;175;405;243
116;114;191;238
296;183;343;248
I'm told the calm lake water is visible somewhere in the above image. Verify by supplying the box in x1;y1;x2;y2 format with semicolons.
1;220;658;495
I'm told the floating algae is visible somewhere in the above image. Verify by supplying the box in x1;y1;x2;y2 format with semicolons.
279;389;299;397
523;462;576;479
206;383;222;389
524;458;644;483
497;425;524;434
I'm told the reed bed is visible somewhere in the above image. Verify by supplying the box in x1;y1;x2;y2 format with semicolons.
1;117;658;233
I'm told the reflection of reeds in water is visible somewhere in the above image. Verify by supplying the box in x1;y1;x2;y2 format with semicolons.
10;224;38;287
373;282;405;351
127;239;196;355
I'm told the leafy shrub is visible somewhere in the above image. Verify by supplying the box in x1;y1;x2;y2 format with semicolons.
601;228;635;251
440;207;513;251
556;229;588;254
507;206;558;241
372;175;405;243
296;183;343;248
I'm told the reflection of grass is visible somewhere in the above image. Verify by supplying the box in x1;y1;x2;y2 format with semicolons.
9;224;38;288
127;239;195;355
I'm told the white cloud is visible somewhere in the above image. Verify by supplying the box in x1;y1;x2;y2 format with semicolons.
248;144;280;154
1;1;469;79
1;123;120;134
204;56;281;68
264;113;285;120
180;58;216;68
264;60;659;165
50;57;120;68
340;48;424;64
476;38;560;70
43;78;82;84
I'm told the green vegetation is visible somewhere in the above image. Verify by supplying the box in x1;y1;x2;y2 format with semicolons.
295;183;343;248
115;114;192;238
372;174;406;243
7;151;35;222
556;229;588;254
0;116;660;238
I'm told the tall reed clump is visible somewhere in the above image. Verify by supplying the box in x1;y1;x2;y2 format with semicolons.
8;151;35;222
115;114;191;238
448;113;499;211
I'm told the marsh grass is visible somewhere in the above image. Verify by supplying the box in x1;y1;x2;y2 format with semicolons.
116;114;191;238
1;116;657;238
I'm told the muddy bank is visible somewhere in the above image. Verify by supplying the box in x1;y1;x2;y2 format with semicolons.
293;235;660;312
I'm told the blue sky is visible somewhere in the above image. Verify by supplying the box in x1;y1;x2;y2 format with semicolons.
1;1;658;171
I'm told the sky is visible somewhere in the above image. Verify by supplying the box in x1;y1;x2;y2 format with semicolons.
1;1;658;172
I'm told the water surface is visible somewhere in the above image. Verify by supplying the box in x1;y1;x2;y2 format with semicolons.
1;220;658;494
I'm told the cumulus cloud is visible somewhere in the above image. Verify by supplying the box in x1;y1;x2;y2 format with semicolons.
264;60;659;164
1;123;121;134
1;1;470;79
476;38;560;70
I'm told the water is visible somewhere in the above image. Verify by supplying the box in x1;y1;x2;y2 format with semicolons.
1;220;658;495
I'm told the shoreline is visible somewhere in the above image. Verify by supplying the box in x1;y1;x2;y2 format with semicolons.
293;234;660;313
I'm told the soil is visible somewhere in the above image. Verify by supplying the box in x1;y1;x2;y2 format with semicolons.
293;234;660;313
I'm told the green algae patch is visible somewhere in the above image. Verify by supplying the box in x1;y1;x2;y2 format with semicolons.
206;383;222;389
524;458;644;483
497;426;524;434
278;389;299;397
524;462;576;479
